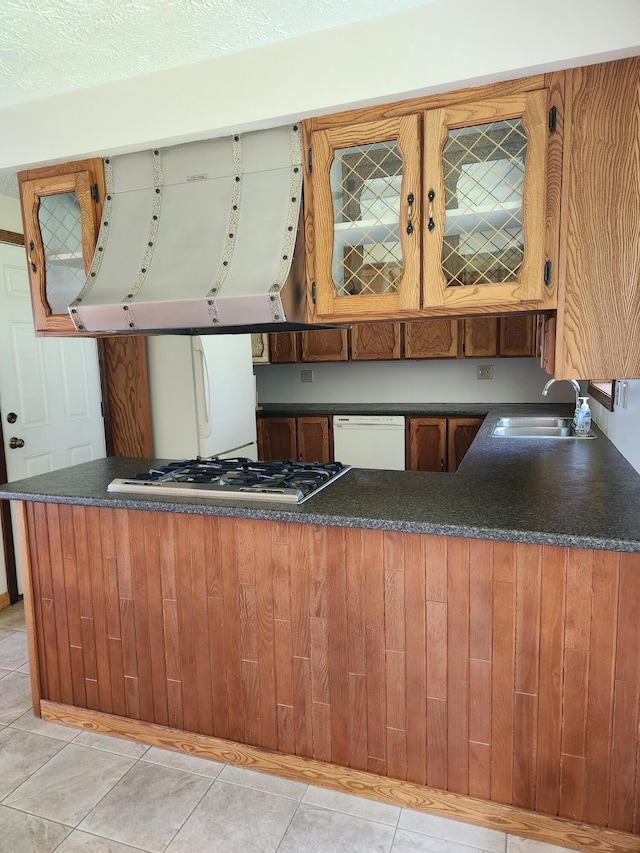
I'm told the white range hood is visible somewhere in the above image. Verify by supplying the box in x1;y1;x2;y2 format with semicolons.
69;124;310;333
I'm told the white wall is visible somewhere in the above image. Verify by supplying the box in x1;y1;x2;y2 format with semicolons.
591;382;640;474
0;0;638;172
255;358;575;404
0;195;22;232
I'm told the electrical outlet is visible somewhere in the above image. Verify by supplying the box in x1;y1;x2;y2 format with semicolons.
301;369;314;383
477;365;493;380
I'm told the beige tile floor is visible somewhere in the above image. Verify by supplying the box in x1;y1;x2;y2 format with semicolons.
0;601;581;853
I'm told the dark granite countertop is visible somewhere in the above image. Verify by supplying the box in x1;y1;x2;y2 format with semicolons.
257;403;492;418
2;403;640;552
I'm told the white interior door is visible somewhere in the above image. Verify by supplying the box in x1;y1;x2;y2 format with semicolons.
0;242;106;594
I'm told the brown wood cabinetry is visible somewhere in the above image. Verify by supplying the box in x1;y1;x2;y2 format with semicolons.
301;329;348;362
257;416;297;460
268;333;299;363
350;322;401;360
406;418;447;471
21;501;640;849
404;320;459;358
462;318;498;358
555;57;640;379
462;316;535;358
258;415;332;463
16;159;152;457
500;314;535;357
407;416;483;472
296;416;332;463
448;418;484;472
18;159;105;336
305;81;555;324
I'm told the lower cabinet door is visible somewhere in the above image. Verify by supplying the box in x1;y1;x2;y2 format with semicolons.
297;417;332;463
448;417;483;472
407;418;447;472
258;417;297;460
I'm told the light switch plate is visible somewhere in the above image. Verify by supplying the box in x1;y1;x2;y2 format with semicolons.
301;369;314;383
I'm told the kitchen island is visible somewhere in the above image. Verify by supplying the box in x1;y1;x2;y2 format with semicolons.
2;404;640;853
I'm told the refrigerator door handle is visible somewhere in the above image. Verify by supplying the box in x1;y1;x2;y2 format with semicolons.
192;337;212;440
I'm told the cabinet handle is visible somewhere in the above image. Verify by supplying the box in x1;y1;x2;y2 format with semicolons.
406;193;415;235
28;240;37;272
440;457;445;472
427;189;435;232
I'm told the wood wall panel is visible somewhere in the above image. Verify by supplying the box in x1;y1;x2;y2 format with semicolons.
24;503;640;836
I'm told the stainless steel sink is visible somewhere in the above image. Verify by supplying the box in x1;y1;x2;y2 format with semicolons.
491;416;596;439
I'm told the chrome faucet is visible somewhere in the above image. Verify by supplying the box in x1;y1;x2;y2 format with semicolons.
542;378;581;424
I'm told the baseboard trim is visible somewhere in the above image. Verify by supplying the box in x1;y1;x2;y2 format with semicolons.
0;591;10;612
40;701;639;853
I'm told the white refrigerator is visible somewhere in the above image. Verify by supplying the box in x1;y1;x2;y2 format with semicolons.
146;334;257;460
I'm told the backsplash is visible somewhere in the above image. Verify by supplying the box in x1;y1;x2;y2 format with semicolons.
254;358;575;405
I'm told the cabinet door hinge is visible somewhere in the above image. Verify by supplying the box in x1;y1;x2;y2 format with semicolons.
307;147;312;173
311;281;316;305
548;106;557;135
544;259;552;286
90;183;100;203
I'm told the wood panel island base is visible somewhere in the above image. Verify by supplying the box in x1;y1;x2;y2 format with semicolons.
16;501;640;853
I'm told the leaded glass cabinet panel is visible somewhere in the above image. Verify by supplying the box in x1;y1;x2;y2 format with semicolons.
311;116;421;320
424;90;548;310
18;161;103;333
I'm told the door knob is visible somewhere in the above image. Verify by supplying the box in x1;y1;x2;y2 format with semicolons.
6;412;17;424
8;437;24;449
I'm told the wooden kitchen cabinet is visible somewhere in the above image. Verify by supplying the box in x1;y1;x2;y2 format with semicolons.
268;333;299;363
554;57;640;379
258;415;332;463
16;158;152;457
499;314;535;356
301;329;348;362
350;322;401;360
462;315;535;358
257;416;297;460
307;115;422;321
406;418;447;471
296;416;333;463
462;318;498;357
19;500;640;849
404;319;459;359
407;415;483;472
448;417;483;472
305;80;555;324
18;158;105;335
423;90;549;313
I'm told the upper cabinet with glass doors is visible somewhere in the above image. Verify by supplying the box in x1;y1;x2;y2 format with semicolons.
309;116;421;320
18;159;105;335
305;87;553;322
423;90;547;311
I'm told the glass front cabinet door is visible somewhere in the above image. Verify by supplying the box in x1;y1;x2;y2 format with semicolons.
310;116;421;321
423;90;548;311
18;159;104;334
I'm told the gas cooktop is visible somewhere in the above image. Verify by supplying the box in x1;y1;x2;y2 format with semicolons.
107;457;351;504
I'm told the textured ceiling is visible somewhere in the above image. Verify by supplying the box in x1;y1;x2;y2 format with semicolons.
0;0;433;198
0;0;431;109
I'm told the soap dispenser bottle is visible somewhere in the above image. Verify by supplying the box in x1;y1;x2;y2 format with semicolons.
575;396;591;436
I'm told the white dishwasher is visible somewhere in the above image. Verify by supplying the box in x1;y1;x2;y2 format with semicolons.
333;415;406;470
